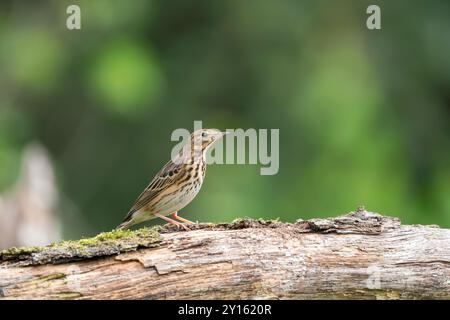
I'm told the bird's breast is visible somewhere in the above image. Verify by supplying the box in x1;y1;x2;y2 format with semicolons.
146;165;205;216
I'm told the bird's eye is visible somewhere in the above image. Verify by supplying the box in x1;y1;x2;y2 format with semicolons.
202;132;208;138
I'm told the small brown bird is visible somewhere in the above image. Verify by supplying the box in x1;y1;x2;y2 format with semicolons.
116;129;227;230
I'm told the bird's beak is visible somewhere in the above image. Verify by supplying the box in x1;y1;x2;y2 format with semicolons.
213;131;228;141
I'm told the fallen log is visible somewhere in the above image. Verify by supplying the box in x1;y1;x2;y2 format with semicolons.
0;208;449;299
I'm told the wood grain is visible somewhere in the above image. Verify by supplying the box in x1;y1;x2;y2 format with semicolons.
1;208;449;299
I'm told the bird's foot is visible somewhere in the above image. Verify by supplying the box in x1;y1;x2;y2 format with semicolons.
171;212;195;225
156;213;190;231
177;223;190;231
162;221;190;231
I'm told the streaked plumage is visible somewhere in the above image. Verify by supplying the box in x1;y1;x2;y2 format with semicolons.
116;129;226;230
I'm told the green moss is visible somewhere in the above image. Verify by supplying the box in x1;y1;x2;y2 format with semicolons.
51;226;160;248
0;220;283;264
1;246;42;258
1;226;162;263
31;273;66;283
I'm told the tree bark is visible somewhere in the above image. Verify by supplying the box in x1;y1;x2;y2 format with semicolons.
1;208;449;300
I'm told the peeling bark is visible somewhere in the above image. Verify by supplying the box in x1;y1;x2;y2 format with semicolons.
0;208;449;300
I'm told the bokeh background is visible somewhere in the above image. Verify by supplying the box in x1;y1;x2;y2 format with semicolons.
0;0;449;248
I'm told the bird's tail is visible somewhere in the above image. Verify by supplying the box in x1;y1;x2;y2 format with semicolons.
115;218;133;230
115;210;137;230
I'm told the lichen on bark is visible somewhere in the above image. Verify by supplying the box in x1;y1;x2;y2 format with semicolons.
0;226;162;265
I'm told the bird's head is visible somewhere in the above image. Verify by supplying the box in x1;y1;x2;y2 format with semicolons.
191;129;228;152
176;129;228;164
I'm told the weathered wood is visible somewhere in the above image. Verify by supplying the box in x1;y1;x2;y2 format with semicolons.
0;208;449;300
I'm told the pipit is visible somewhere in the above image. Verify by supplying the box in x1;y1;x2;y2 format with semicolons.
116;129;227;230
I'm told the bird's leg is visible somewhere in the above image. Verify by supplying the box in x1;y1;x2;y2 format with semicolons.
171;212;195;224
154;213;189;231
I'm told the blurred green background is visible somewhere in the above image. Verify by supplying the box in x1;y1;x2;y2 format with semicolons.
0;0;449;242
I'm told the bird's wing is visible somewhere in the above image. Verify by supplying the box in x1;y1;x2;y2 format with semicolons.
121;160;185;222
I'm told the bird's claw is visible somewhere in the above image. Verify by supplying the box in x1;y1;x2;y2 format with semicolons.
174;221;190;231
162;222;190;231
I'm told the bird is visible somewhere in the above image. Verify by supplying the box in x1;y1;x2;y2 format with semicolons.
116;128;228;230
